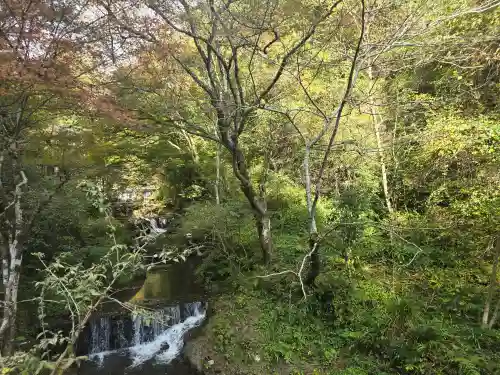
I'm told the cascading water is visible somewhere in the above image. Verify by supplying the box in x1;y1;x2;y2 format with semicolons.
149;218;167;234
84;302;205;368
90;317;112;354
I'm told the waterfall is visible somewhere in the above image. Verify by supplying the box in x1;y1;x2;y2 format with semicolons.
90;317;111;354
115;320;128;349
86;302;205;366
149;218;167;234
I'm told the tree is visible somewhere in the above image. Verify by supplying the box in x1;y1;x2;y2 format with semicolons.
0;0;114;353
99;0;347;263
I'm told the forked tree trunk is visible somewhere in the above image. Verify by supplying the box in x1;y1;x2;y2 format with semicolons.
305;233;320;286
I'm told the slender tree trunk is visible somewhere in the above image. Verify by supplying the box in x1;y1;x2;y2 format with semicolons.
0;262;22;355
0;243;23;355
483;237;500;328
373;114;393;213
304;147;317;233
214;125;221;205
0;170;27;354
368;66;393;215
215;144;221;205
303;147;320;286
0;285;12;350
3;270;20;355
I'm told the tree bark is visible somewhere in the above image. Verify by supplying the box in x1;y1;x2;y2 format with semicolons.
0;169;27;354
256;213;272;265
225;136;272;263
483;237;500;328
0;252;22;355
304;147;317;234
368;66;393;215
303;148;320;286
215;140;221;205
488;297;500;329
305;233;320;287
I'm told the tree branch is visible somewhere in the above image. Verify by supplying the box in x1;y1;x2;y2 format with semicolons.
251;0;343;107
310;0;366;219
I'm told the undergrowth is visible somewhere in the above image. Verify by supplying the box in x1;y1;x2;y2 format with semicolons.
180;181;500;375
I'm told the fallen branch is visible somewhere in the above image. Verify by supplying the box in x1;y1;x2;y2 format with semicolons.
257;243;318;299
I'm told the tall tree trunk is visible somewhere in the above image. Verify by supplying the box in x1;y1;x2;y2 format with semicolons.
0;169;27;354
303;147;320;286
215;143;221;205
368;66;393;215
1;270;20;355
0;252;22;355
214;125;221;205
304;147;317;233
483;237;500;328
0;285;12;351
373;114;393;213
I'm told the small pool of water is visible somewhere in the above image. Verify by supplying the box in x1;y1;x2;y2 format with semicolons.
78;354;200;375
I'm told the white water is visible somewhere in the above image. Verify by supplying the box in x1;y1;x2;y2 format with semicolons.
149;218;167;234
89;302;205;367
90;317;111;354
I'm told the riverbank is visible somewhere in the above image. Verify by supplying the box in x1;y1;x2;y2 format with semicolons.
184;288;336;375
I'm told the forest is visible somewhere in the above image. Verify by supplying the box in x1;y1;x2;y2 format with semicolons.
0;0;499;374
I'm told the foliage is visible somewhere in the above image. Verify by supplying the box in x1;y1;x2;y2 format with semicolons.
1;0;500;374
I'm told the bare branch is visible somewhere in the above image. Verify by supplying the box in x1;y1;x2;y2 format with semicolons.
310;0;366;218
257;242;318;299
138;113;221;143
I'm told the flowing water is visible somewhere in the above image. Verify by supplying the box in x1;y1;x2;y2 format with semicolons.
78;302;205;375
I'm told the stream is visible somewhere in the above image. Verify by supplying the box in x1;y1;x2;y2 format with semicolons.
77;262;206;375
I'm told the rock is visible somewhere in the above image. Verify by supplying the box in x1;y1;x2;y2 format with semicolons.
184;338;205;372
